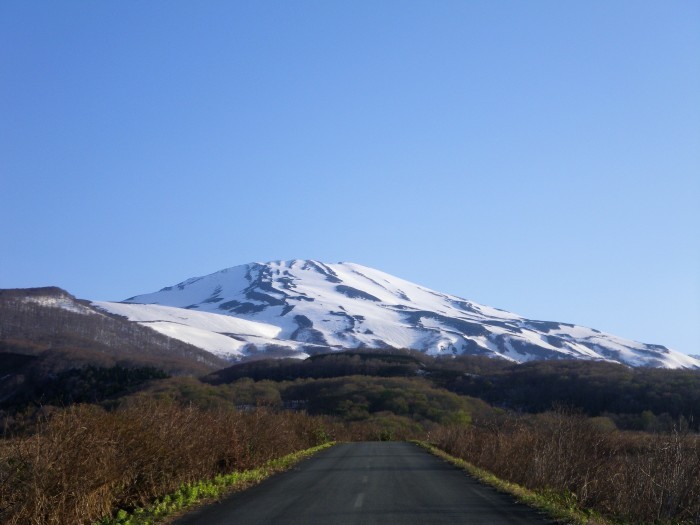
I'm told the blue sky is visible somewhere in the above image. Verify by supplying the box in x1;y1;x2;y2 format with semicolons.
1;1;698;355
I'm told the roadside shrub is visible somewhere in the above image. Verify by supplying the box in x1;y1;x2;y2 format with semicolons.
431;409;700;523
0;400;333;525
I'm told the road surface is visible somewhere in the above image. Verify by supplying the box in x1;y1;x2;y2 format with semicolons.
173;442;554;525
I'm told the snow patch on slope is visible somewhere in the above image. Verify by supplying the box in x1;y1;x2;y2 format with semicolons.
93;301;282;359
23;295;97;315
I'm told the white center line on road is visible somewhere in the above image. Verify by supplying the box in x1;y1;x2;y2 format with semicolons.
354;493;365;509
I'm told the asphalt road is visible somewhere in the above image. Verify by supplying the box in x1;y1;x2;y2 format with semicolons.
172;442;555;525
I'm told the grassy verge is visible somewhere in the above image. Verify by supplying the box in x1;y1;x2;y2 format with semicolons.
412;441;616;525
96;442;336;525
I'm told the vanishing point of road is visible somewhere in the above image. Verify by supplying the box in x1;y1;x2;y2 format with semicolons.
173;442;554;525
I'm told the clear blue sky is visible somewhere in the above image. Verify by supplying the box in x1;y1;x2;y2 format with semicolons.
1;1;698;355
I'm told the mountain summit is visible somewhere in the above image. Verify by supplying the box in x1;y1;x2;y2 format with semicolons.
96;260;698;369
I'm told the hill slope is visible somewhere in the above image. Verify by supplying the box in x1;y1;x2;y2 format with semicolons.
0;287;225;381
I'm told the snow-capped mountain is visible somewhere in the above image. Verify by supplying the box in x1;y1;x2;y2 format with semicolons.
96;260;700;369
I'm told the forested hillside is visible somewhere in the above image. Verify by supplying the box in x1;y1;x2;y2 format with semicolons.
207;350;700;431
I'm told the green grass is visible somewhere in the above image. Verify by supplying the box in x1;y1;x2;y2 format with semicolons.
412;441;617;525
95;442;336;525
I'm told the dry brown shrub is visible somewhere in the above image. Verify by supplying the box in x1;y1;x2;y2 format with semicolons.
0;400;332;525
431;409;700;524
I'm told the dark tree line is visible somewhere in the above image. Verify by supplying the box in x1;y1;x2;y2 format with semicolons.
1;363;169;410
205;350;427;384
445;359;700;430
